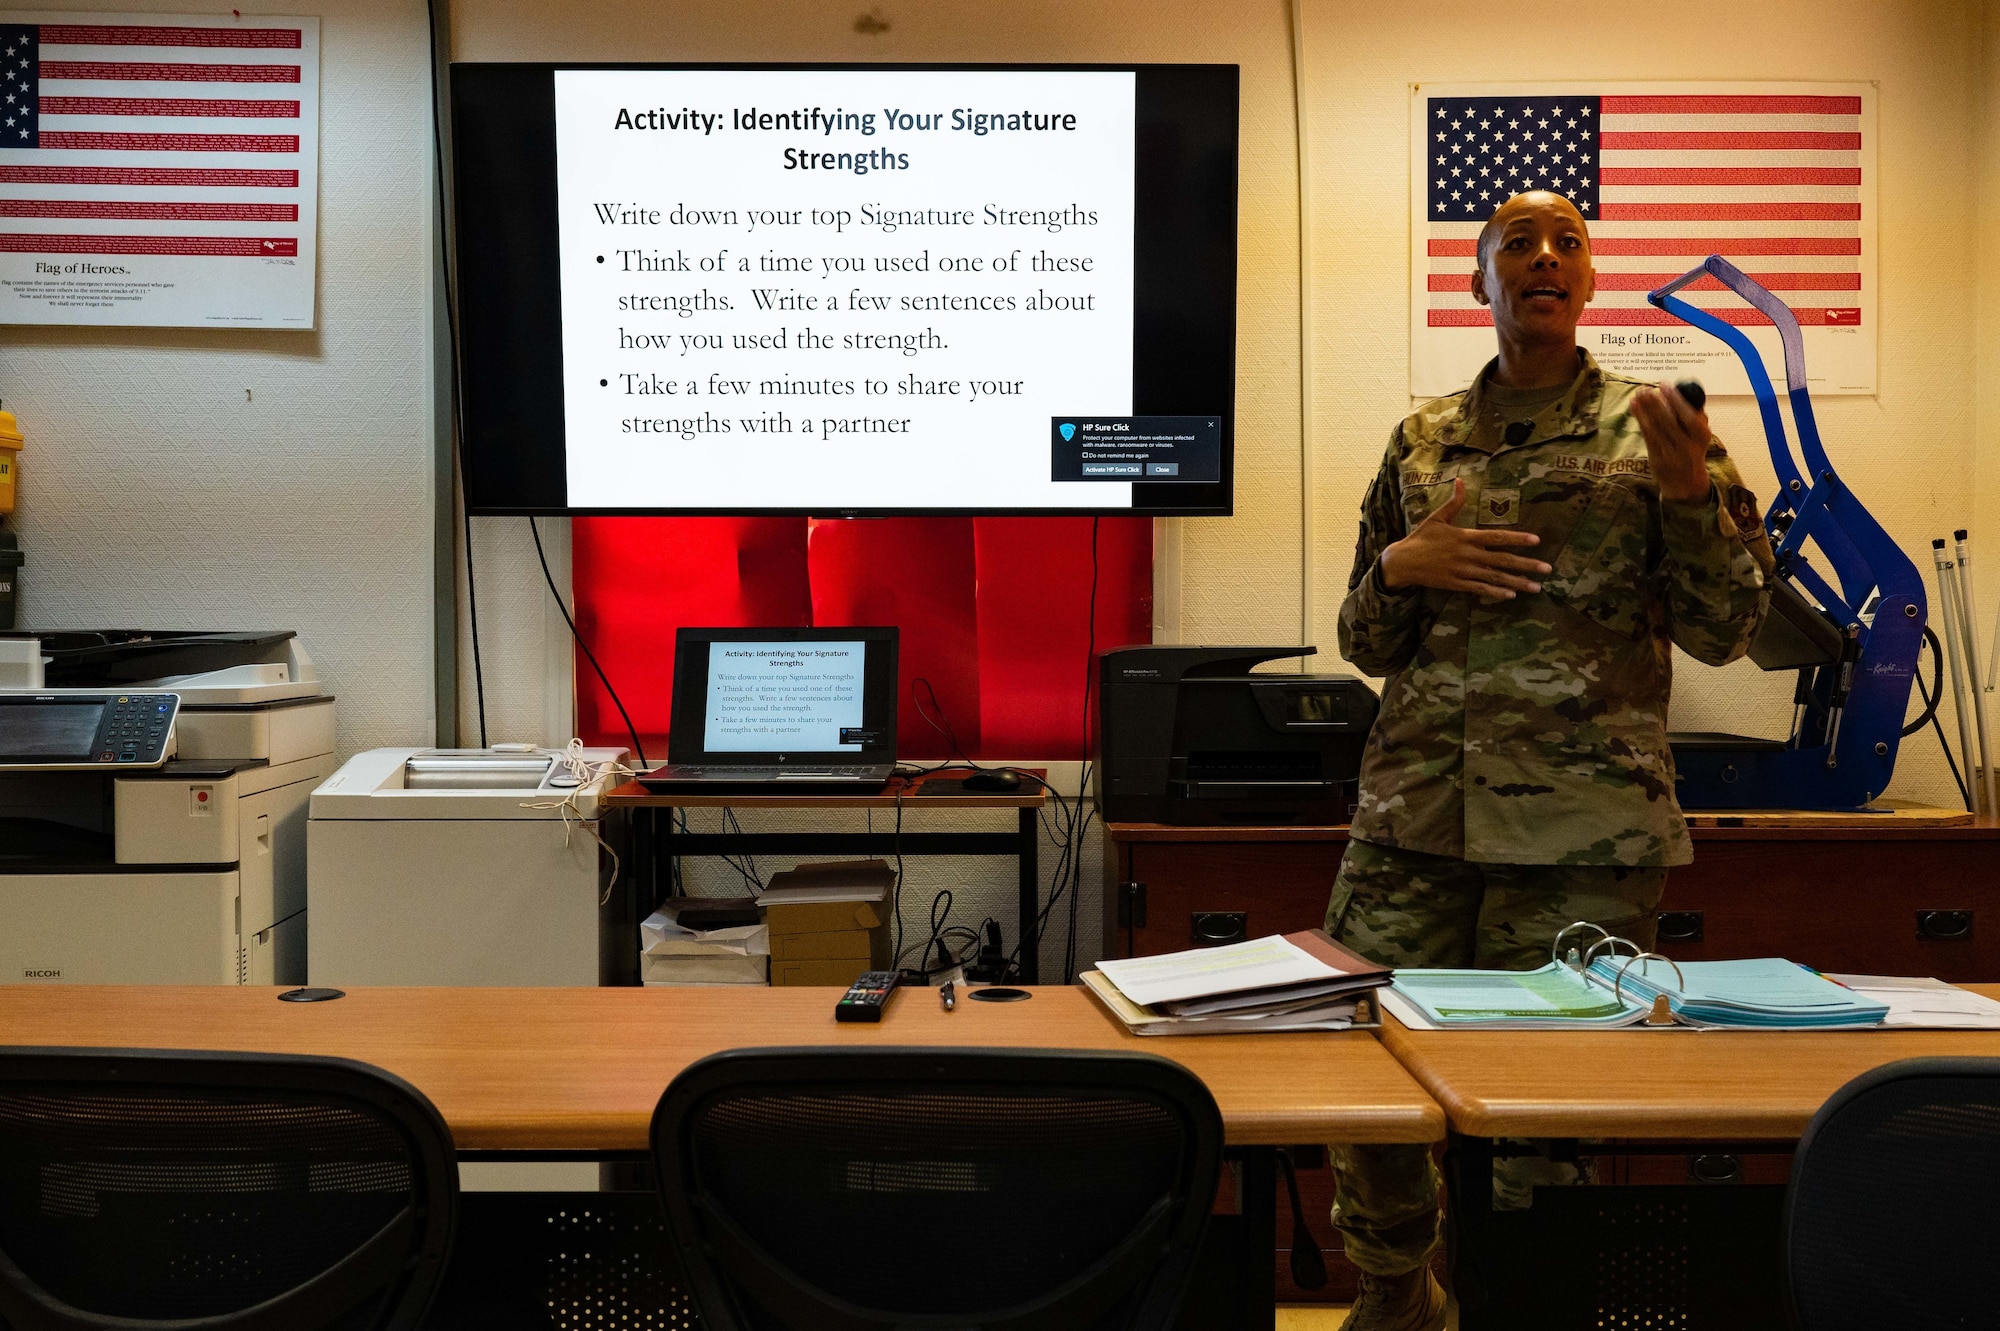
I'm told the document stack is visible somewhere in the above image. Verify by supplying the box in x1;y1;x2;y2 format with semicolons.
1081;931;1392;1035
639;902;769;986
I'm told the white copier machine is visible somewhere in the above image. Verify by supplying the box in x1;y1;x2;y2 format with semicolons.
0;631;335;986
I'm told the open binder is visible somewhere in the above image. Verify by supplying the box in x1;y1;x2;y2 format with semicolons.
1385;922;1891;1031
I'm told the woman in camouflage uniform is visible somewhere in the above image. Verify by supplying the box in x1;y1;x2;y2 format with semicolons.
1327;191;1773;1331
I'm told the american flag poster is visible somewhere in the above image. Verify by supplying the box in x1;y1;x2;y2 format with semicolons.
0;12;317;328
1411;83;1875;397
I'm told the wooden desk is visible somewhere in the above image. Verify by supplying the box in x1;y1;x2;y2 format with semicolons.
0;983;1440;1149
606;769;1052;980
1379;982;2000;1141
1373;984;2000;1329
0;982;1440;1331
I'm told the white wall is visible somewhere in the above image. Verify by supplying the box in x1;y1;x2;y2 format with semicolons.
0;0;437;757
1302;0;1987;810
14;0;1991;975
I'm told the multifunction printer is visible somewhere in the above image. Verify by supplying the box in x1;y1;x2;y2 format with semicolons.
0;631;336;986
1095;645;1380;825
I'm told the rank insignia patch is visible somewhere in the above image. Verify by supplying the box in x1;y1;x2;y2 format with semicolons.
1478;488;1520;526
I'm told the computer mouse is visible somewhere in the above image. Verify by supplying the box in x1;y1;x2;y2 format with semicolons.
962;769;1023;793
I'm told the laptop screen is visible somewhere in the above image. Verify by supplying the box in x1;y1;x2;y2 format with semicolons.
669;627;899;764
703;640;869;753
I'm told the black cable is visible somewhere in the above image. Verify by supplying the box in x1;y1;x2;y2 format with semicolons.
719;806;763;892
1064;517;1102;982
912;677;978;768
903;624;1105;981
1911;626;1970;810
529;516;649;769
1903;626;1945;737
905;888;982;979
890;788;907;971
421;0;485;747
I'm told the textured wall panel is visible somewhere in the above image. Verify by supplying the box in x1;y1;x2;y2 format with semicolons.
0;0;437;758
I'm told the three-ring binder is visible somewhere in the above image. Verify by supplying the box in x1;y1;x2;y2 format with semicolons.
1553;920;1689;1026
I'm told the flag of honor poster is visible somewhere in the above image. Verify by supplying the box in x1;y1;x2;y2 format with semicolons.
1411;83;1876;397
0;12;318;328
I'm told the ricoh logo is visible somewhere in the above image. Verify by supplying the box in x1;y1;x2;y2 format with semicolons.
21;968;60;979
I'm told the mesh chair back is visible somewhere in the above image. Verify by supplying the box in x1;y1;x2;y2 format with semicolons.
0;1047;458;1331
1786;1056;2000;1331
652;1047;1223;1331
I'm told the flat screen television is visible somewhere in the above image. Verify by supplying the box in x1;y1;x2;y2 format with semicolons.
449;63;1238;516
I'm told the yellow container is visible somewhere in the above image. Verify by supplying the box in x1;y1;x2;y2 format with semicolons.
0;408;22;514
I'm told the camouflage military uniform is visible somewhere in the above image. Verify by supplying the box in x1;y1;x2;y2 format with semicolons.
1325;352;1773;1276
1340;352;1772;866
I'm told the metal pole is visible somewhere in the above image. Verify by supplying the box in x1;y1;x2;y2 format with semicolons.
1954;530;1998;817
1935;540;1979;812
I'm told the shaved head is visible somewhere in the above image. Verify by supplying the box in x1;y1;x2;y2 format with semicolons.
1469;190;1597;382
1476;191;1590;272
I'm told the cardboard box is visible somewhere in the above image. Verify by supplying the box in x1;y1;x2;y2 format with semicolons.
772;929;877;963
771;957;875;987
763;899;884;937
761;860;895;984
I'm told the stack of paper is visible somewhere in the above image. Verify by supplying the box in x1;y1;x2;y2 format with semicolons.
640;902;769;986
1827;975;2000;1029
1386;964;1649;1029
1081;931;1391;1036
1586;957;1888;1028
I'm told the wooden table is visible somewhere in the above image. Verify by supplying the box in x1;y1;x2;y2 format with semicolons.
0;982;1439;1149
1379;983;2000;1141
0;982;1441;1331
1374;984;2000;1329
606;769;1051;980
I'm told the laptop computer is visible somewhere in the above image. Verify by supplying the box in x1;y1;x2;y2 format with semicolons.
639;627;898;792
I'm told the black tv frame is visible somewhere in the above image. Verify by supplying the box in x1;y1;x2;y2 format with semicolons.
448;62;1239;517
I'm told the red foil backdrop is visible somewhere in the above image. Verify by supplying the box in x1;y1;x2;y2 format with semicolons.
569;516;1151;761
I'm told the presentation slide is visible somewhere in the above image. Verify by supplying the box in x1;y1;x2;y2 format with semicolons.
553;69;1136;510
703;640;866;752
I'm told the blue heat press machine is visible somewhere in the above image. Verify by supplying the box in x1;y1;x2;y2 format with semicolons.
1649;256;1926;810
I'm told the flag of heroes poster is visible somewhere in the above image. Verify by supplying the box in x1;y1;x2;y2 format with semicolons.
0;12;318;328
1410;82;1875;398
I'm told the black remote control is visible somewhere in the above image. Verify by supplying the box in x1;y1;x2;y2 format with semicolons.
835;971;901;1023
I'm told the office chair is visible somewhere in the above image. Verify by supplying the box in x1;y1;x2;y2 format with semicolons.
0;1047;458;1331
1785;1055;2000;1331
651;1047;1224;1331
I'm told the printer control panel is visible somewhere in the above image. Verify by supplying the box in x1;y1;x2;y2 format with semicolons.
0;692;179;769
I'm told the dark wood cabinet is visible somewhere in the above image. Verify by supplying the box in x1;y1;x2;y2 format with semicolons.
1103;813;2000;979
